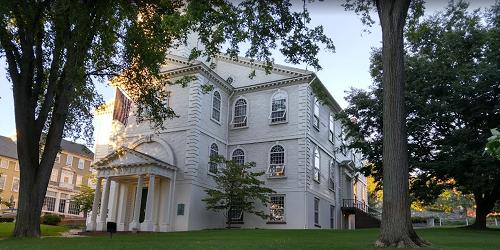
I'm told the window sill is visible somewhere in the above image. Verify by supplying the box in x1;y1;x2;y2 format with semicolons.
231;125;248;130
267;175;287;179
313;179;320;184
313;125;320;131
210;118;221;125
266;221;286;224
208;172;218;177
227;221;244;225
269;120;288;125
314;224;321;228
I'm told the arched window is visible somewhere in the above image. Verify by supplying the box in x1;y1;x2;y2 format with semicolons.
329;159;337;191
269;145;285;177
232;98;247;128
270;91;287;123
209;143;219;174
313;97;320;129
329;114;335;143
212;91;221;122
313;147;320;182
232;149;245;165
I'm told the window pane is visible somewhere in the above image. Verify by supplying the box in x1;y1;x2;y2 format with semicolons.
212;91;221;121
209;143;218;174
233;99;247;127
271;93;287;123
232;149;245;165
269;145;285;176
269;195;285;222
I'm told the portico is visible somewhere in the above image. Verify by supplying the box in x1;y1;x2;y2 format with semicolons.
87;147;177;232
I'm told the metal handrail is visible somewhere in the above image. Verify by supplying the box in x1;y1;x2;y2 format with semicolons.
342;198;381;216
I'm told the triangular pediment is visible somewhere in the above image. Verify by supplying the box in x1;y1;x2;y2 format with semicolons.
93;147;176;170
210;55;311;88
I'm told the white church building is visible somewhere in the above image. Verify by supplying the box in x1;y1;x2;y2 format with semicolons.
87;46;369;232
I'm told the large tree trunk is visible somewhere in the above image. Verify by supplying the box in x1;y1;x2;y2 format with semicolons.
470;193;495;230
375;0;427;247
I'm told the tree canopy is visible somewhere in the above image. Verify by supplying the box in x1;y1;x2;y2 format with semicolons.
338;1;500;229
202;156;275;228
0;0;333;237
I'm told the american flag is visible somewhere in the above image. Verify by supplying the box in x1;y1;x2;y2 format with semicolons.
113;88;132;125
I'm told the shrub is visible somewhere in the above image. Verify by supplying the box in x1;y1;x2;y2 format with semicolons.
0;217;15;223
41;214;61;225
411;216;434;224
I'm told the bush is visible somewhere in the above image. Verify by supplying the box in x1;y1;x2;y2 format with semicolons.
0;217;15;223
411;216;434;224
41;214;61;225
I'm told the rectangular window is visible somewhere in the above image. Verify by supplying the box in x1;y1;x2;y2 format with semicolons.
269;195;285;222
14;162;19;171
66;154;73;166
0;175;6;190
314;197;320;226
8;160;16;170
330;205;335;229
313;97;320;130
76;175;83;186
43;196;56;212
177;204;185;215
50;169;59;182
12;177;20;192
329;114;335;143
228;206;244;223
68;200;80;215
55;154;60;163
0;159;8;169
78;158;84;169
59;199;66;213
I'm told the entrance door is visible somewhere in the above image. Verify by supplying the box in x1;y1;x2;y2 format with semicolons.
330;205;335;229
139;188;148;223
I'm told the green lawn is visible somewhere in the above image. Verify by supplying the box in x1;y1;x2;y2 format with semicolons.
0;223;67;238
0;225;499;249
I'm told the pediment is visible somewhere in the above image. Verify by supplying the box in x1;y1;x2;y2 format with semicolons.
93;147;176;170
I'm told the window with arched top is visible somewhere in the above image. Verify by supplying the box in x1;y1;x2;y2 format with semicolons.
313;147;320;182
269;145;285;177
313;97;320;130
269;91;287;123
232;98;247;128
329;114;335;143
329;159;337;191
209;143;219;174
212;91;221;122
231;149;245;165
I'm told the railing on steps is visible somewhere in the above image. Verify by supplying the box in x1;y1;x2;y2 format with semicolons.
342;199;381;219
342;199;368;212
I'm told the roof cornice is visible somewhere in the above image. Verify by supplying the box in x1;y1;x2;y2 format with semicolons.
215;54;312;77
234;74;314;93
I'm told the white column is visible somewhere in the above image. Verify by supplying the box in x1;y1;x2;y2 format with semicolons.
131;175;144;231
153;176;161;231
97;177;112;230
109;181;120;222
142;174;156;231
117;183;129;231
168;171;176;231
158;178;169;232
88;177;103;231
64;197;70;215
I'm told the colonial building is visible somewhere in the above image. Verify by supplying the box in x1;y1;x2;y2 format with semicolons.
88;49;370;232
0;135;94;217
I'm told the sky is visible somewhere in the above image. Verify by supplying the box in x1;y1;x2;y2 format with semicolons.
0;1;495;138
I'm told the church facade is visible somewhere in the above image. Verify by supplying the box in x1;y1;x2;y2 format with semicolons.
87;52;368;232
